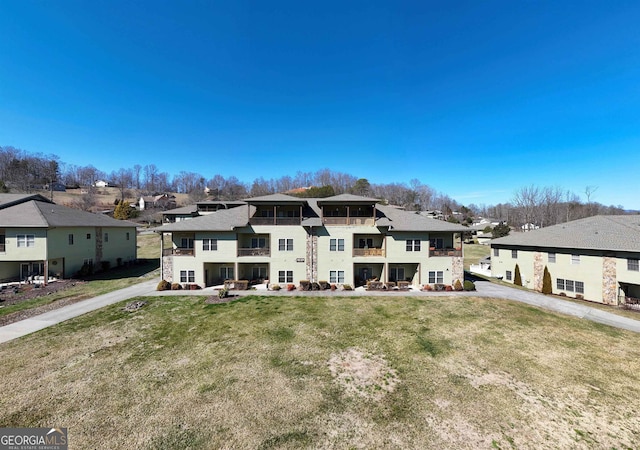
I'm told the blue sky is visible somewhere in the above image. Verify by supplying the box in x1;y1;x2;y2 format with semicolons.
1;1;639;208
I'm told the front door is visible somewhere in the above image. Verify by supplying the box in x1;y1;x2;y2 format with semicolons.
21;263;30;280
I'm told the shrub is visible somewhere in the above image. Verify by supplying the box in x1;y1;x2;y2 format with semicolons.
514;264;522;286
343;284;353;291
299;280;311;291
77;263;94;278
398;281;410;290
367;281;384;290
318;280;329;290
271;284;281;291
156;280;171;291
445;285;453;291
453;279;463;291
463;280;476;291
218;287;229;299
287;284;296;291
311;282;320;291
387;281;396;289
171;282;182;290
423;284;433;291
576;294;584;300
434;283;445;291
100;261;111;272
330;284;337;291
542;266;552;294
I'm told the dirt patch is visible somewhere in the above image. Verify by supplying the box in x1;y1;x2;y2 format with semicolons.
328;348;399;400
204;294;239;305
0;280;86;326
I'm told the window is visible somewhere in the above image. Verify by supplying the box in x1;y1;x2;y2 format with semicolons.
557;278;583;293
104;233;109;243
251;237;267;248
493;248;499;257
83;258;93;267
548;252;556;263
252;267;267;279
389;267;405;282
330;270;345;283
506;270;512;281
181;237;194;248
68;234;74;245
180;270;195;283
278;238;293;251
203;239;218;251
0;234;4;252
571;254;580;265
431;238;444;249
428;271;443;284
628;259;639;271
220;267;234;280
330;238;344;251
511;249;518;258
406;239;421;252
126;232;130;240
278;270;293;283
86;233;91;239
17;234;35;248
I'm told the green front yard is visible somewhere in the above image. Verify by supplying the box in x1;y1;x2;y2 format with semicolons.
1;294;638;449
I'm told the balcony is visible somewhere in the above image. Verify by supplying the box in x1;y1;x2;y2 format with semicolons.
238;248;271;257
353;248;384;257
429;248;462;257
323;217;375;226
249;217;301;226
163;247;194;256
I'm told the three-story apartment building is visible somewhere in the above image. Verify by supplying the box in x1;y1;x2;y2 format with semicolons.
160;194;467;288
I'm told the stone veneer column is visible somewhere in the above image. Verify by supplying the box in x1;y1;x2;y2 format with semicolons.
533;252;543;292
602;257;617;305
306;232;318;282
452;256;464;285
162;256;173;283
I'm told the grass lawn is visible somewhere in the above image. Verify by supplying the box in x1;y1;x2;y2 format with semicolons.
1;294;639;449
463;243;491;270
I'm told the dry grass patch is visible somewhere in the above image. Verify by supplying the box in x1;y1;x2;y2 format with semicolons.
1;295;639;449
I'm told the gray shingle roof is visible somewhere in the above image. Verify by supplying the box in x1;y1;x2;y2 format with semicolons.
160;205;254;232
244;194;306;203
158;196;469;233
0;194;52;210
317;194;380;204
0;201;137;228
491;215;640;252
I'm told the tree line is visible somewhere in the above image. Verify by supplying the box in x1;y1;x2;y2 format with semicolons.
0;145;632;227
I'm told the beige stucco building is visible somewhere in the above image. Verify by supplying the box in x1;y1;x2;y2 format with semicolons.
0;194;137;281
491;215;640;305
160;194;468;288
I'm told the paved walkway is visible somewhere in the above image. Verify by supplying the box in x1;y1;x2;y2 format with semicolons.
2;278;640;344
0;279;158;344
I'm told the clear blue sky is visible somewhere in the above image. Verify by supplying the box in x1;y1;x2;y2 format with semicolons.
1;1;639;208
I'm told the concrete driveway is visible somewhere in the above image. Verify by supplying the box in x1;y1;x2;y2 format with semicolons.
471;278;640;333
0;279;158;344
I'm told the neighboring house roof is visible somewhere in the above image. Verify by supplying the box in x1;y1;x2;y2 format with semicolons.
159;196;470;233
0;201;137;228
0;194;52;210
491;215;640;252
161;204;199;216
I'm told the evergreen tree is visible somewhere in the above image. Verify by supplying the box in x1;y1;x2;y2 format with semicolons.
542;266;552;294
492;222;510;238
114;200;132;219
514;264;522;286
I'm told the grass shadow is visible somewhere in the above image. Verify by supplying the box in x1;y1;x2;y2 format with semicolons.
82;259;159;281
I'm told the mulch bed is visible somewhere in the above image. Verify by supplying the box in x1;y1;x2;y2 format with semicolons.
0;280;87;327
204;294;239;305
